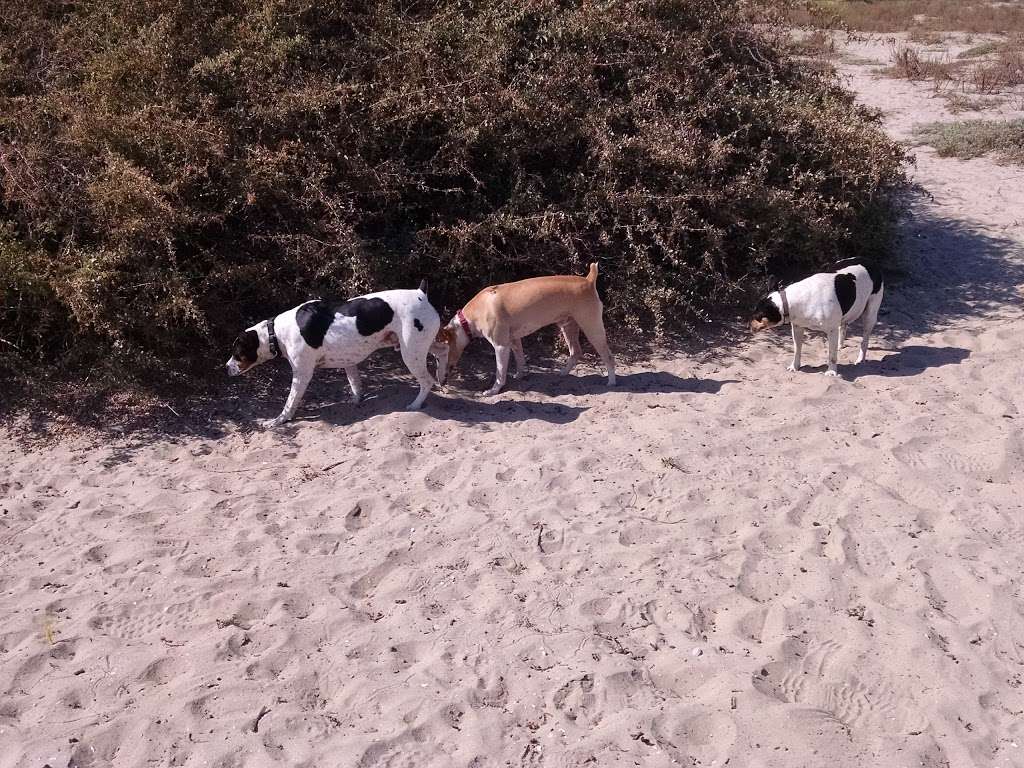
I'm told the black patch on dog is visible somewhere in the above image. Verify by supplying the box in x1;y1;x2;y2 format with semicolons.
296;301;335;348
865;264;884;294
834;273;857;315
414;318;423;331
232;330;259;363
339;297;394;336
752;296;782;325
297;298;396;347
832;258;883;294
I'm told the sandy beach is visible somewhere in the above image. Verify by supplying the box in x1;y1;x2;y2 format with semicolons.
3;36;1024;768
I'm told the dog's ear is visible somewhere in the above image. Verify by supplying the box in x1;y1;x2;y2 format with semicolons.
418;278;428;295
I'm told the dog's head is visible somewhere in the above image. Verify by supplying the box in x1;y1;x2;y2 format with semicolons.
225;323;269;376
749;294;783;333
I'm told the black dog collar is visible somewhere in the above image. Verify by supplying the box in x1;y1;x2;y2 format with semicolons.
267;316;281;358
778;288;790;322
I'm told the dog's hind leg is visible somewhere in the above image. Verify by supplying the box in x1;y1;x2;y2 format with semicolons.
839;322;847;347
575;312;616;386
511;337;527;379
399;318;439;410
264;366;314;428
857;286;884;364
345;366;363;404
789;325;805;372
558;320;582;376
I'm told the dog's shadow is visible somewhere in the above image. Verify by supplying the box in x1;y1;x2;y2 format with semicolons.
277;369;734;429
493;370;737;396
799;345;970;380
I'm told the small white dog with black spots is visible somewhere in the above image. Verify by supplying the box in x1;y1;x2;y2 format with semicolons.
750;260;884;376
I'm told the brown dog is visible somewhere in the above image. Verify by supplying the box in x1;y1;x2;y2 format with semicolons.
434;263;616;396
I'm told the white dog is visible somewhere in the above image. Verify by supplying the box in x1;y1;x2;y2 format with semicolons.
226;281;442;427
749;261;884;376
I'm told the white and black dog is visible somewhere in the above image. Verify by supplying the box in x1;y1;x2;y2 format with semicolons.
749;260;884;376
226;281;446;427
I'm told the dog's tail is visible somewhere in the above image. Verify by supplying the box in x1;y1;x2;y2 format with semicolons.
586;262;598;285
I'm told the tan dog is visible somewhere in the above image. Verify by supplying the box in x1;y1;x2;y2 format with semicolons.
435;263;616;396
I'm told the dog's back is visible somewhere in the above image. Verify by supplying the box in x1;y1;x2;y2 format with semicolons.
467;263;600;322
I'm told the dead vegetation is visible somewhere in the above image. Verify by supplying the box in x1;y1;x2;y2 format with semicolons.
882;35;1024;111
0;0;908;393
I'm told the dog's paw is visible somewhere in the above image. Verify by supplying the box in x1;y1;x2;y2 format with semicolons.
854;353;866;365
824;369;840;378
260;417;286;429
481;386;503;397
787;364;801;373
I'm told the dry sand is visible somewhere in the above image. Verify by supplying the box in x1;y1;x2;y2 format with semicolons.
3;37;1024;768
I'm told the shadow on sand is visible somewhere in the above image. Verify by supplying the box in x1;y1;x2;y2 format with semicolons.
793;345;970;380
876;188;1024;341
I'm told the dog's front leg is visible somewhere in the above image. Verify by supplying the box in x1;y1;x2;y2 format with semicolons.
483;345;511;397
788;325;805;372
825;329;840;377
345;366;363;404
263;367;314;428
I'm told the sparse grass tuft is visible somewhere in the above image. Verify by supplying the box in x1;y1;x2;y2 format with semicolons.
913;119;1024;164
886;44;955;82
957;41;1002;60
943;93;1004;114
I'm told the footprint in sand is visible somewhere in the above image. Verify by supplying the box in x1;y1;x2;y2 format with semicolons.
736;552;792;604
423;461;459;491
469;674;509;709
553;674;599;725
295;532;343;555
345;501;371;531
752;637;926;733
138;655;183;685
89;598;202;641
838;519;895;578
536;523;564;555
653;708;738;766
893;435;1010;484
348;549;405;598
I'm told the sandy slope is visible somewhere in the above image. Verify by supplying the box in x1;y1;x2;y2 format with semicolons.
3;38;1024;768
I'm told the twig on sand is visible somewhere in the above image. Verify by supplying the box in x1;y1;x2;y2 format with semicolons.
252;705;271;733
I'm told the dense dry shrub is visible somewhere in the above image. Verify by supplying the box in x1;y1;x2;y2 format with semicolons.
0;0;906;385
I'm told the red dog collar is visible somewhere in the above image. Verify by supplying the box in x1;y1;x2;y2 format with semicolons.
456;309;473;339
